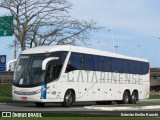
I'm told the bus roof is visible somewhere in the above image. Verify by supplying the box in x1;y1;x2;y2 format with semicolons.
21;45;148;62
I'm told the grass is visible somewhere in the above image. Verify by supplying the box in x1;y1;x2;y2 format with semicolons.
0;84;12;102
149;95;160;99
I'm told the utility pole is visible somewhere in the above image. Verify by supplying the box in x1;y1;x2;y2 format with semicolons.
114;45;118;53
14;40;17;59
108;26;115;53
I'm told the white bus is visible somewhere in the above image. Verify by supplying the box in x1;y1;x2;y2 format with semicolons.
12;45;150;107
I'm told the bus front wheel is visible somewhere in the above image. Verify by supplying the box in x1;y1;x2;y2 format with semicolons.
62;90;74;107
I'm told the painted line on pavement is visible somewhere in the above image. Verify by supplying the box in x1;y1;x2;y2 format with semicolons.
84;105;160;111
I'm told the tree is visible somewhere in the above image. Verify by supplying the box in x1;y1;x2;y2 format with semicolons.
0;0;99;51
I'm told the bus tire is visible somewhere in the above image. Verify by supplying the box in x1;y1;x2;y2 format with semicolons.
35;102;45;107
130;91;138;104
122;91;130;104
62;90;74;107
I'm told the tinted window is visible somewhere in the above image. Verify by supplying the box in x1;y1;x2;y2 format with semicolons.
65;53;81;73
134;62;141;74
112;58;117;72
46;51;67;82
111;58;123;73
98;57;104;71
83;54;93;70
51;51;67;63
93;56;99;71
129;61;134;74
46;65;58;82
104;57;111;72
65;52;149;75
117;59;124;73
124;60;130;73
60;52;67;63
142;62;149;74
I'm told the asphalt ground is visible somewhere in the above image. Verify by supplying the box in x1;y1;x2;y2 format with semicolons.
0;99;160;112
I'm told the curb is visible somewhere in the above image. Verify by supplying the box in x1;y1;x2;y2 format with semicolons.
140;99;160;101
84;105;160;111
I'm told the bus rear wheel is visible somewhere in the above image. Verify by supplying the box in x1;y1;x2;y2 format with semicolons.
62;90;74;107
130;91;138;104
122;91;130;104
35;102;45;107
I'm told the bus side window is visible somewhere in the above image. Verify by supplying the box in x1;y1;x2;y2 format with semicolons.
99;57;104;71
83;54;93;70
65;53;81;73
46;65;51;82
104;57;111;72
117;59;124;73
60;52;67;63
124;60;130;73
130;61;134;74
92;55;99;71
135;62;140;74
46;65;58;83
112;58;117;72
142;62;149;74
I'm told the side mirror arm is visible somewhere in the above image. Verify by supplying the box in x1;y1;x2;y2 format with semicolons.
42;57;59;70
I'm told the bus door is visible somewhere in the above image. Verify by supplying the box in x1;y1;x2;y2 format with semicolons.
45;64;58;99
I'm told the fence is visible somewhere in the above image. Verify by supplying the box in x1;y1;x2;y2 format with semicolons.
0;72;13;83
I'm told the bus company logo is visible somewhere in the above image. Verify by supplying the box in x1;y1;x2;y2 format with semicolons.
0;56;5;63
2;112;11;117
67;71;143;84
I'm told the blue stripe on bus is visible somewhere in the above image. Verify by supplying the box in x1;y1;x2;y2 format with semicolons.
41;84;47;99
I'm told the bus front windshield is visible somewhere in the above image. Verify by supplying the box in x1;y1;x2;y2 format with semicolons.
13;52;67;87
13;54;48;87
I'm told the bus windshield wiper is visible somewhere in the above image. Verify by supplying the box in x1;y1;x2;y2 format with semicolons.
18;64;28;84
17;71;26;85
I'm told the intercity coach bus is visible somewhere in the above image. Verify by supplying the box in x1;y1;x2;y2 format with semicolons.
11;45;150;107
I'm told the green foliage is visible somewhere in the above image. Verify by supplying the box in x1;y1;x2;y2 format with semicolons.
149;95;160;99
0;84;12;102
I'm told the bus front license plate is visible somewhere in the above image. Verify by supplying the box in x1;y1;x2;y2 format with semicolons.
21;96;27;101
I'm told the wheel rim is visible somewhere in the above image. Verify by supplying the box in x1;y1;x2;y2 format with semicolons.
124;93;129;103
132;93;137;103
65;94;73;105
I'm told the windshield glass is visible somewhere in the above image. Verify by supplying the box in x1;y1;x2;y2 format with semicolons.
13;51;67;87
13;55;30;84
13;54;48;87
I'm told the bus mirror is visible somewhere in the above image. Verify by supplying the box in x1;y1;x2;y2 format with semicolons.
6;59;17;71
42;57;59;70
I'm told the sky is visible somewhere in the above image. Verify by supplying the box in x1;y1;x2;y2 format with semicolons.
0;0;160;67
